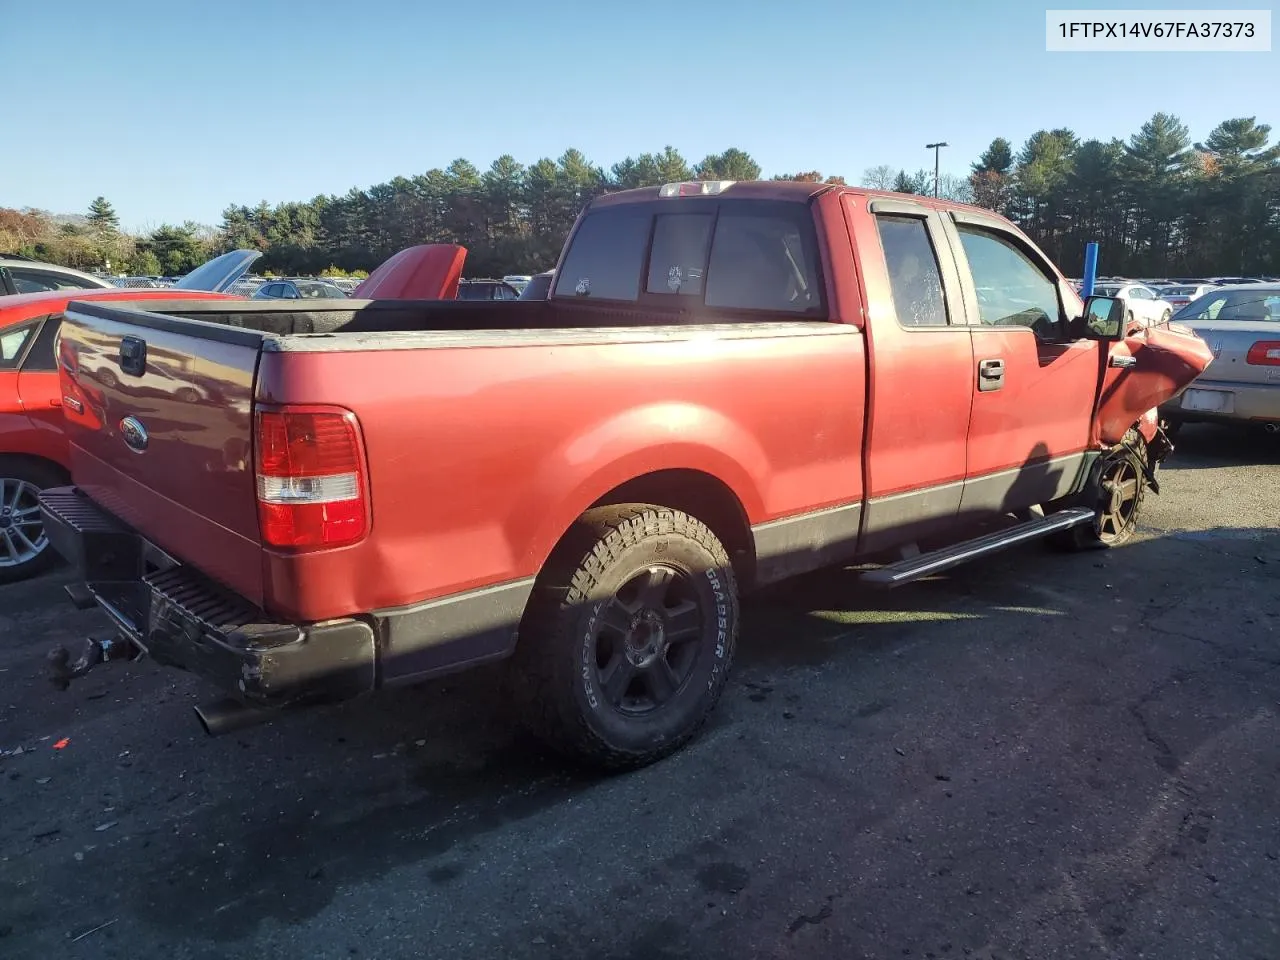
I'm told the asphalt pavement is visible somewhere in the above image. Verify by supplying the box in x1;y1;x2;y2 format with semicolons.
1;424;1277;960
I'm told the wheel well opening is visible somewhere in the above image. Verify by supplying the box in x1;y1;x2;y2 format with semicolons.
589;469;756;586
0;453;70;484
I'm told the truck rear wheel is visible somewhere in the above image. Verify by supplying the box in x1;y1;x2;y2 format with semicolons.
511;505;739;770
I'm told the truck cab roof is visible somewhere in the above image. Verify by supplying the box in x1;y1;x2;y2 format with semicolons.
592;180;1016;226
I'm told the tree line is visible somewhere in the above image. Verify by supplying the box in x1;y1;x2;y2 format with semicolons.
2;113;1277;279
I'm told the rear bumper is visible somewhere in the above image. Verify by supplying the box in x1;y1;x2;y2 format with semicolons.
39;486;533;709
1159;378;1280;425
39;486;376;707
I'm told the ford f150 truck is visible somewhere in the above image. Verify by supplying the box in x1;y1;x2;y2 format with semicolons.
39;180;1213;769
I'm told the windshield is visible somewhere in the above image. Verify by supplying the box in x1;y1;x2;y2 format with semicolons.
1172;289;1280;321
1092;284;1120;296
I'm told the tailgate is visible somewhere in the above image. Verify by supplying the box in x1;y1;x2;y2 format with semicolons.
58;300;267;604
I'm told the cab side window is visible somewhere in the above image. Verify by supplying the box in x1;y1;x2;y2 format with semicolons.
876;215;949;327
956;225;1062;340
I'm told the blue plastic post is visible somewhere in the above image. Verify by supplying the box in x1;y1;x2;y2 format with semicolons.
1081;242;1099;297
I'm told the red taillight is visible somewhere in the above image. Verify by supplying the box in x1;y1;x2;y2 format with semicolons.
254;406;369;549
1246;341;1280;366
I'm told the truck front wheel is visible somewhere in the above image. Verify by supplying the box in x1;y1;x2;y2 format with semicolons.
511;505;740;770
1048;431;1147;551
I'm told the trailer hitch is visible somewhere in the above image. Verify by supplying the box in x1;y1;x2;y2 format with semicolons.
47;635;143;691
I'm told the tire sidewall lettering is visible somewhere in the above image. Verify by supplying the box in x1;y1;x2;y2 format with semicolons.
580;600;603;710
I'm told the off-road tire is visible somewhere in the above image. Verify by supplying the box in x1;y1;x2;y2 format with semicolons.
0;457;65;584
1047;429;1147;551
509;504;739;771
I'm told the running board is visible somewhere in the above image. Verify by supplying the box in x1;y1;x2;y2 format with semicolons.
860;507;1095;588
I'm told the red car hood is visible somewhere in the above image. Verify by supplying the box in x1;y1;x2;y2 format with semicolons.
351;244;466;300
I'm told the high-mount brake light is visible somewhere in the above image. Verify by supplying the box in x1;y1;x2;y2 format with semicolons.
658;180;736;198
1245;340;1280;366
254;407;370;549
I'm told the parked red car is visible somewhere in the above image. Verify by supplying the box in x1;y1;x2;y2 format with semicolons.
42;181;1213;768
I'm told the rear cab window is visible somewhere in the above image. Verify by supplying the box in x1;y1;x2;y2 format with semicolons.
553;198;825;317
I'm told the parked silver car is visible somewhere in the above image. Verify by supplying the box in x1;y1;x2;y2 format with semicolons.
252;278;350;300
0;255;116;296
1161;285;1280;435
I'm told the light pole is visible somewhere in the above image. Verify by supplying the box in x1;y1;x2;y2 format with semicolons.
925;141;948;197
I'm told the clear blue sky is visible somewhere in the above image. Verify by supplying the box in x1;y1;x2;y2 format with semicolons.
2;0;1275;231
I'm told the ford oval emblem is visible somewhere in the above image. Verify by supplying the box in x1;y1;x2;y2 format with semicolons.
119;416;149;453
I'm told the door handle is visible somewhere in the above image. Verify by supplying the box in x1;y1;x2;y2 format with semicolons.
978;357;1005;392
119;336;147;377
1109;354;1137;369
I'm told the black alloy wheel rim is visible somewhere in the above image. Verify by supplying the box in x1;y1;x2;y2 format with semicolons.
590;565;704;716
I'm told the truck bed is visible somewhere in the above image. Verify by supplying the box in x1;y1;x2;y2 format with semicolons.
56;295;865;618
87;297;655;339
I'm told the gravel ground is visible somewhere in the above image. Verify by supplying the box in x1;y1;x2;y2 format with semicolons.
1;424;1277;960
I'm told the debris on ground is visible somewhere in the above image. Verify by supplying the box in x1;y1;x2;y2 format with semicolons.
68;919;116;943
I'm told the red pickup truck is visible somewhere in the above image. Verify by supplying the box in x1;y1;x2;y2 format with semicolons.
40;180;1212;769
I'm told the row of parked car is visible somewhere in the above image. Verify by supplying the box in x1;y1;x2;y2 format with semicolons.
1066;275;1280;326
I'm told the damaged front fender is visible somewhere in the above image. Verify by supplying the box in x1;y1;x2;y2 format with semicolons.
1095;322;1214;445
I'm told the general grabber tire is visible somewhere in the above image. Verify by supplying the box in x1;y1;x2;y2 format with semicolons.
510;504;740;771
1047;428;1147;552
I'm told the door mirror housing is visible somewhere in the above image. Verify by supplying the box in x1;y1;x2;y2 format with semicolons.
1074;296;1126;341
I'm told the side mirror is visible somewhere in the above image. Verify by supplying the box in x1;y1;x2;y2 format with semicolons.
1074;295;1126;341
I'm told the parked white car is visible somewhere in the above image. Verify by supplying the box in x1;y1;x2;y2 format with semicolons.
1153;282;1219;311
1089;281;1175;328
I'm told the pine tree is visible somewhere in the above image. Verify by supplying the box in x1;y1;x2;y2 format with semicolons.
87;196;119;233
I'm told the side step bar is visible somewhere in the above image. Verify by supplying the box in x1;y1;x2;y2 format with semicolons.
861;507;1095;588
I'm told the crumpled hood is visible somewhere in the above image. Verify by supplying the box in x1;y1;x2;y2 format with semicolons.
352;245;466;300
